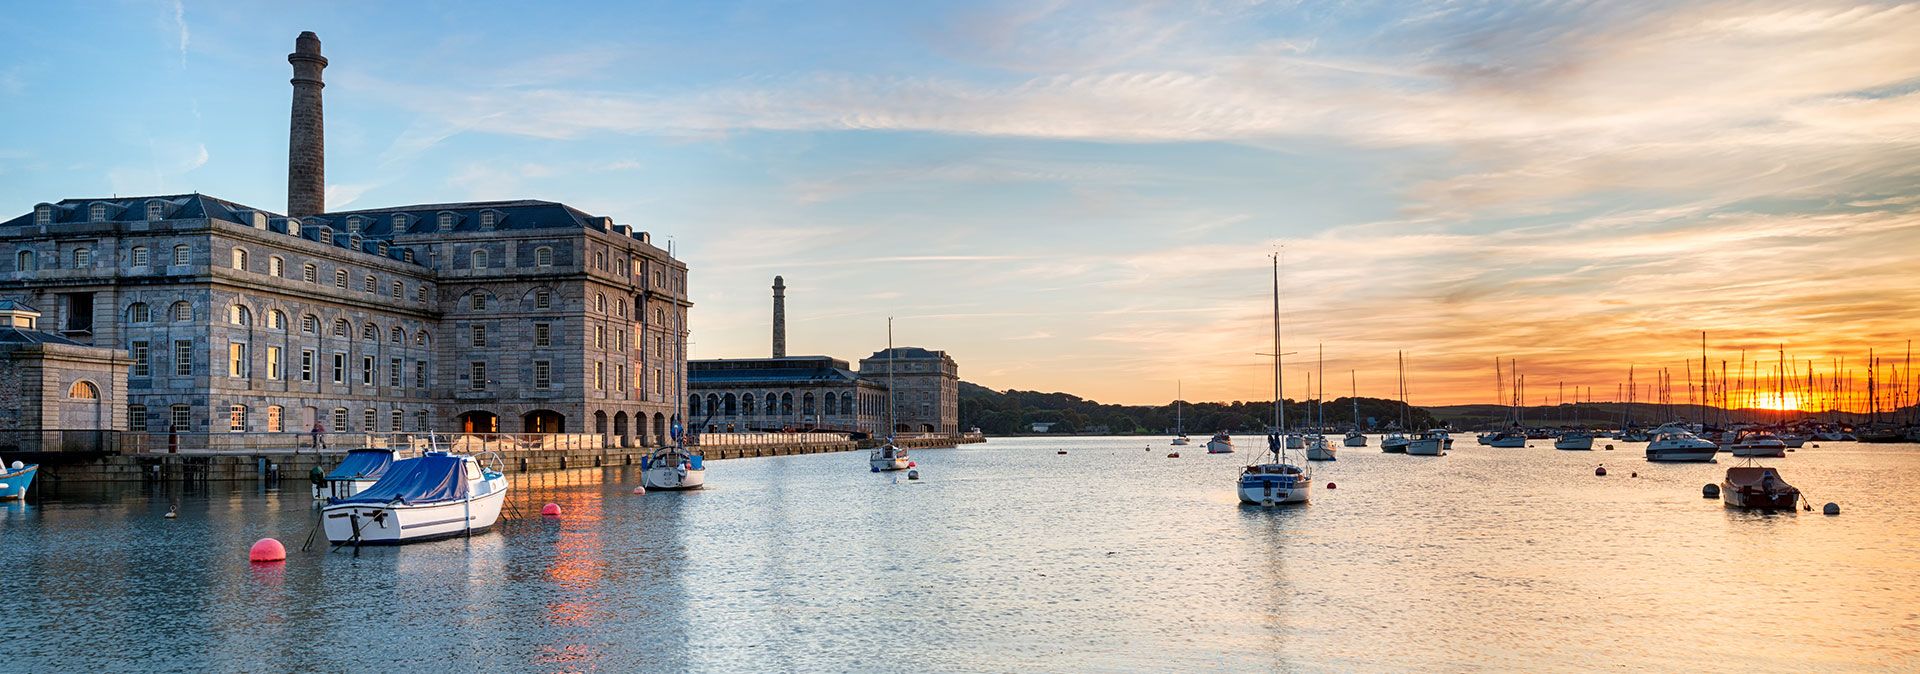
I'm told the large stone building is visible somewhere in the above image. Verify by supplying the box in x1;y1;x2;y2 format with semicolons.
0;302;131;452
0;32;689;448
688;276;958;436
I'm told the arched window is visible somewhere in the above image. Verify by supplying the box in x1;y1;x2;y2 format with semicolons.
391;326;405;343
319;226;334;243
724;393;737;416
535;246;553;267
172;245;190;266
89;203;107;222
269;256;284;277
471;249;488;269
228;305;250;325
616;301;626;319
231;247;248;270
68;380;98;399
706;394;719;418
438;212;455;230
688;394;702;416
825;392;837;416
170;301;192;322
131;246;149;266
302;263;317;283
332;319;350;337
269;310;286;330
595;293;606;313
742;393;756;416
415;331;430;346
470;292;488;311
803;392;816;415
15;250;33;271
127;302;150;323
334;269;348;288
362;274;376;292
781;392;793;416
73;248;91;268
362;323;378;341
34;204;52;225
302;314;318;334
842;394;853;416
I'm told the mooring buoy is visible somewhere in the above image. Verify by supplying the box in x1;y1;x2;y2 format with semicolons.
1703;483;1720;498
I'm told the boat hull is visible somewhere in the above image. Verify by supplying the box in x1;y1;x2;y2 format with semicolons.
1554;436;1594;451
1730;444;1787;458
644;465;708;489
869;457;909;472
1406;439;1444;456
323;480;507;544
1645;448;1717;462
1238;476;1310;505
0;464;37;501
1206;440;1234;454
1488;437;1526;448
1306;447;1336;461
1722;486;1799;511
1171;437;1190;446
1380;439;1409;453
1342;434;1368;447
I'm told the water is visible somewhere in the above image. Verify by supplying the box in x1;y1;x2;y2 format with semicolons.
2;437;1917;672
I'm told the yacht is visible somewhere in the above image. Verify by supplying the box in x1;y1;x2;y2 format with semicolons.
1486;430;1527;448
1238;254;1309;506
1721;465;1801;511
1553;430;1595;451
322;452;508;545
1645;424;1718;462
1728;430;1789;458
1306;434;1336;461
1380;432;1410;453
1406;429;1447;456
1206;431;1235;454
645;445;709;488
1285;433;1305;450
1343;430;1368;447
0;459;37;501
1171;381;1191;446
868;442;911;472
315;447;396;500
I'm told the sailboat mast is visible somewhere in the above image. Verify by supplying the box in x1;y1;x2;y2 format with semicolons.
886;317;896;436
1272;254;1284;434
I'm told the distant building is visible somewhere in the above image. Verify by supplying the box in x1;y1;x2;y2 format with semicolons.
859;346;960;434
0;302;130;452
1030;422;1056;433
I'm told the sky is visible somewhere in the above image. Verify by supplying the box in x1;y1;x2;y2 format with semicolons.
3;1;1919;407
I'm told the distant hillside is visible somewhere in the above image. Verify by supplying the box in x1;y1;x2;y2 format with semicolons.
1426;402;1917;428
959;381;1441;435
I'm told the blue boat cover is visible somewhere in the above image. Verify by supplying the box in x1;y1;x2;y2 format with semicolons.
335;454;469;506
325;448;394;481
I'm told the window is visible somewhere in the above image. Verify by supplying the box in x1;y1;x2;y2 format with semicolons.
228;342;249;378
595;326;605;349
15;250;33;271
128;303;150;323
471;249;488;269
403;249;415;263
535;290;551;309
415;286;427;302
415;331;429;346
131;246;149;266
229;405;247;432
361;323;377;341
267;405;283;433
301;350;314;382
320;227;335;244
594;362;605;390
73;248;91;268
68;380;98;399
331;353;345;384
437;212;454;230
363;408;376;431
479;211;495;228
535;246;553;267
332;408;348;432
595;251;606;270
361;356;374;386
169;301;192;322
471;293;487;311
166;404;193;431
129;405;147;431
389;358;401;387
534;323;551;347
228;305;249;325
616;302;626;319
617;330;626;352
377;241;389;255
393;214;409;230
269;256;284;277
616;364;625;396
303;263;317;283
146;201;165;220
390;408;403;432
266;346;281;380
414;410;428;432
173;245;190;266
534;360;551;389
363;275;376;292
471;325;487;347
90;203;107;222
269;310;286;330
470;362;487;390
34;204;52;225
596;293;606;313
391;281;402;299
230;248;247;271
335;269;348;289
415;360;426;389
390;326;404;343
332;319;349;337
302;315;318;334
130;341;150;377
174;340;193;376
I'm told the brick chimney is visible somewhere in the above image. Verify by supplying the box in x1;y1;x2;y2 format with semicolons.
772;275;787;358
286;31;327;218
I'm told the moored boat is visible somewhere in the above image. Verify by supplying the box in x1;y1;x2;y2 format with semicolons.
1553;430;1594;451
868;442;910;472
1343;430;1367;447
0;459;37;501
645;445;709;488
1305;434;1335;461
1206;431;1235;454
1380;432;1410;453
1729;430;1788;458
1406;429;1447;456
1486;430;1527;448
1721;466;1801;511
322;452;508;545
315;447;396;500
1645;424;1718;462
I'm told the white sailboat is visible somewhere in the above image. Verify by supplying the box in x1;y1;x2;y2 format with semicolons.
1342;371;1368;447
1206;431;1235;454
1238;254;1310;506
1172;381;1190;446
645;298;706;490
1306;345;1336;461
869;318;913;472
322;451;509;545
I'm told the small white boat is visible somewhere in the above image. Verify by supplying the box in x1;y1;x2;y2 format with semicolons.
645;446;709;488
1729;430;1788;458
1553;431;1595;451
1206;431;1235;454
1486;430;1527;448
1777;434;1808;449
1343;430;1368;447
869;443;911;472
1239;459;1310;505
1380;432;1410;453
1285;433;1305;450
1305;434;1336;461
314;447;396;500
322;452;508;545
0;459;38;501
1406;429;1446;456
1171;435;1190;446
1645;424;1718;462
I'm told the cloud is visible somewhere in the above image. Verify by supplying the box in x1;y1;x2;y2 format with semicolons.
170;0;190;65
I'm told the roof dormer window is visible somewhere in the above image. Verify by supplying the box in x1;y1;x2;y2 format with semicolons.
89;203;108;222
347;216;364;232
437;212;455;230
479;211;497;229
286;218;302;237
377;240;390;255
319;226;334;244
147;201;166;221
33;204;52;226
392;214;408;230
251;212;267;229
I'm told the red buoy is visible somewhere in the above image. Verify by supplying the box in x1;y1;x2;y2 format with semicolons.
541;503;562;516
631;486;647;495
249;538;286;563
1327;482;1337;489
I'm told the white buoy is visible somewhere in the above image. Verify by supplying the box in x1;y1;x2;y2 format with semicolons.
1823;502;1840;515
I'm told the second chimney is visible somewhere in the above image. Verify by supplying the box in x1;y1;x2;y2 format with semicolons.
287;31;327;218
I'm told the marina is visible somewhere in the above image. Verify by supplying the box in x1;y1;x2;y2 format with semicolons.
2;436;1916;671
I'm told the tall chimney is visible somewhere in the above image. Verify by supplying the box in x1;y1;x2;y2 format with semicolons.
772;275;787;358
286;31;327;218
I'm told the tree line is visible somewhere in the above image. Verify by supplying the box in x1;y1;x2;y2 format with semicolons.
959;381;1441;435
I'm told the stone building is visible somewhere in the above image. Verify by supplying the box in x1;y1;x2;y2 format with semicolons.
0;302;131;452
859;346;960;434
0;32;689;449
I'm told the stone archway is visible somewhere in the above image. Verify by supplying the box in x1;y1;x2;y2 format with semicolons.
613;411;629;447
652;412;666;446
523;409;566;433
457;410;499;433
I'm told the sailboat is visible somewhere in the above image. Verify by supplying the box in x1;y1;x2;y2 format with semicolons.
1343;371;1368;447
1381;352;1412;453
1206;430;1235;454
1171;381;1191;446
644;299;707;490
1553;383;1594;450
870;318;913;471
1406;355;1447;456
1306;345;1336;461
1239;254;1310;506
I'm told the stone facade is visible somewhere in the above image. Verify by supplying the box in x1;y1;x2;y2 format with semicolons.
688;356;889;435
0;195;688;448
860;347;960;434
0;302;131;452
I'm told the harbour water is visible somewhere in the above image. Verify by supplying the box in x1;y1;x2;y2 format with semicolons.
3;437;1918;672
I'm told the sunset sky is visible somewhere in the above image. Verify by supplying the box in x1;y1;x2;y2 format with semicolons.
3;1;1918;406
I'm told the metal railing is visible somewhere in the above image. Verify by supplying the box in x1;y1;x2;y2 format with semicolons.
690;431;851;448
0;430;123;454
117;431;628;455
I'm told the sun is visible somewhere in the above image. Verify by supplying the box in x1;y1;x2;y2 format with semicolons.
1752;392;1802;411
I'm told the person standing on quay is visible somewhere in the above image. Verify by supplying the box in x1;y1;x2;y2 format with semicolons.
310;420;327;452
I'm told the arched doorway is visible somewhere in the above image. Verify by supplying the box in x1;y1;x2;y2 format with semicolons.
613;411;629;447
457;410;499;433
523;410;566;433
594;411;609;444
652;412;666;446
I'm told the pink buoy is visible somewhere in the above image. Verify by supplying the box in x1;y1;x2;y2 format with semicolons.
249;538;286;563
908;461;917;468
541;503;562;516
1327;482;1337;490
631;486;647;495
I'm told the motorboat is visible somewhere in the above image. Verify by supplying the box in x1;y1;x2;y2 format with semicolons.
1486;430;1527;448
315;447;396;500
1285;433;1305;450
1305;434;1336;461
1206;431;1235;454
1343;430;1368;447
1406;429;1447;456
1777;433;1808;449
1171;435;1190;446
1380;432;1410;453
868;442;910;472
1728;430;1788;458
646;445;709;488
1553;430;1595;451
1721;466;1801;511
1645;424;1719;462
0;459;37;501
322;452;508;545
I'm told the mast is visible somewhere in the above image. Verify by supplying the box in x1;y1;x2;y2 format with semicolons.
1176;380;1183;435
1351;370;1359;428
1701;332;1708;428
886;317;896;438
1317;343;1324;432
1271;254;1284;440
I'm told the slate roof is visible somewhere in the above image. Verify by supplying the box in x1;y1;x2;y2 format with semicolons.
864;347;949;361
0;325;85;346
1;193;282;228
690;356;866;386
